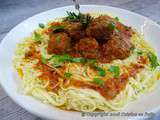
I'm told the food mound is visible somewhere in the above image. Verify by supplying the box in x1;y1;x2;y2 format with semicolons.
48;13;133;63
13;12;160;112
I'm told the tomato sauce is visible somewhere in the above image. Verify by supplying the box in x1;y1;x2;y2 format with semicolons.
26;37;147;100
35;62;60;92
70;57;147;100
25;45;60;92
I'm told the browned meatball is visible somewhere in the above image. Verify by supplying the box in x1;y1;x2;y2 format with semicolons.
98;35;133;63
74;37;99;59
86;15;113;43
86;15;134;44
63;22;85;41
47;32;71;54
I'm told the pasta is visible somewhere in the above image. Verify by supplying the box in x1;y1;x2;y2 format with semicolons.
13;12;160;112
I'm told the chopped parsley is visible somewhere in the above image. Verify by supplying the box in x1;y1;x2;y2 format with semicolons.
86;59;97;65
148;52;159;69
39;23;45;29
59;54;72;62
107;22;116;31
48;54;98;67
130;45;135;51
80;13;93;28
41;56;47;64
93;78;105;86
108;66;120;78
64;72;72;78
48;54;71;66
137;50;143;55
98;70;106;77
33;31;42;42
51;25;65;32
115;17;119;21
94;64;106;77
66;11;93;28
71;57;86;63
66;11;78;21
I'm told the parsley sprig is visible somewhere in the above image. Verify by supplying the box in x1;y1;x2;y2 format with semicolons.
51;25;65;32
65;11;93;28
148;52;159;69
64;72;72;78
94;64;106;77
39;23;45;29
108;66;120;78
46;54;96;67
33;31;42;42
93;78;105;86
107;22;116;31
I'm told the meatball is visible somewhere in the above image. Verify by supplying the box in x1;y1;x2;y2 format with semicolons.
98;34;133;63
63;22;85;41
74;37;99;59
86;15;134;44
47;32;71;54
86;15;113;43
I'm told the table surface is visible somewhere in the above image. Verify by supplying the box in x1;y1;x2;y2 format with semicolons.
0;0;160;120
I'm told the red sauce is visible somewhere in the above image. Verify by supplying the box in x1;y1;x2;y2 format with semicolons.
26;16;148;100
71;73;129;100
25;44;40;59
26;42;147;100
35;62;60;92
69;57;147;100
25;45;60;92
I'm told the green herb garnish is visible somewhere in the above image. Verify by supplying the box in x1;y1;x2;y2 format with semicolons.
48;55;62;67
66;11;78;21
94;64;103;71
71;57;86;63
107;22;116;31
130;45;135;51
80;13;93;28
66;11;93;28
41;56;47;64
33;31;42;41
137;51;143;55
56;54;71;62
94;64;106;77
115;17;119;21
56;54;72;62
48;54;97;67
148;52;159;69
108;66;120;78
64;72;72;78
49;54;87;63
51;25;65;32
86;59;97;65
98;71;106;77
39;23;45;29
48;54;71;67
93;78;105;86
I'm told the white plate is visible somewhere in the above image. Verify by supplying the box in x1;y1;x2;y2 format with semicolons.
0;5;160;120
